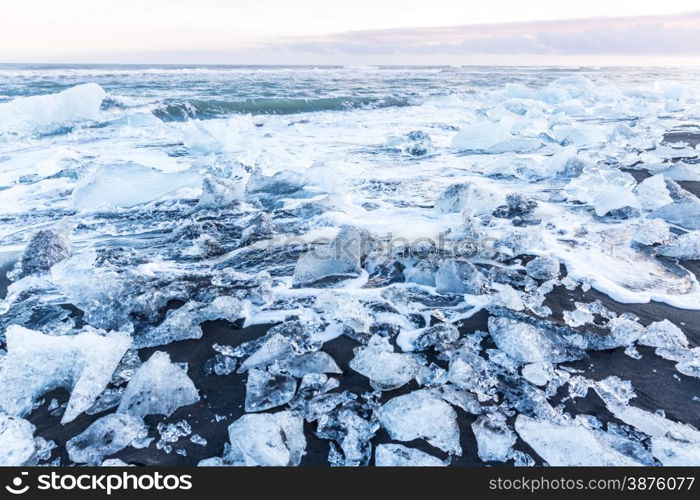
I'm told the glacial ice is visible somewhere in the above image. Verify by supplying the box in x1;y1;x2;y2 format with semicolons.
396;322;460;352
374;444;445;466
292;226;371;287
66;413;147;465
434;182;499;215
435;259;488;295
487;317;584;364
72;163;200;210
524;256;560;280
564;166;639;216
635;175;673;211
245;368;297;412
0;83;106;137
377;390;461;455
451;121;513;152
0;414;36;466
349;335;421;390
385;130;435;156
650;185;700;230
471;413;517;463
316;406;377;466
18;223;72;277
275;351;342;378
515;415;643;466
241;212;274;244
225;411;306;466
656;231;700;260
117;351;199;417
0;325;131;423
632;218;672;246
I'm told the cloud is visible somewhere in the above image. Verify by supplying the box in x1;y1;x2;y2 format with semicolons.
266;11;700;57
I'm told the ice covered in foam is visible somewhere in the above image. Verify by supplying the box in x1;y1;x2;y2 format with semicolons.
0;83;106;137
0;325;131;424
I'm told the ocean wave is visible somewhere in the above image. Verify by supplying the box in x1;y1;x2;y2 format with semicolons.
152;95;414;120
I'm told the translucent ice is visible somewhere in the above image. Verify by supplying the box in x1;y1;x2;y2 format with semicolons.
241;212;274;244
316;406;377;466
632;218;672;246
197;175;243;209
0;83;106;137
225;411;306;466
246;169;306;197
434;182;499;215
656;231;700;260
275;351;342;378
524;256;560;280
515;415;642;466
396;322;460;352
117;351;199;417
471;413;516;463
488;317;584;364
349;336;421;391
245;368;297;412
0;325;131;423
435;259;488;295
639;319;689;352
564;166;639;216
451;121;513;153
292;226;371;287
377;390;461;455
66;413;146;465
374;444;445;466
635;175;673;211
18;224;71;277
0;414;36;466
72;163;200;210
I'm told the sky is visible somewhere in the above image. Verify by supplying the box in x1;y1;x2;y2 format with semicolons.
2;0;700;65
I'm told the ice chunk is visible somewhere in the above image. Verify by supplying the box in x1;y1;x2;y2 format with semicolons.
238;320;323;372
156;420;191;453
245;369;296;412
0;325;131;423
377;390;461;455
515;415;642;466
349;336;421;391
204;355;238;376
73;162;200;210
435;259;488;295
635;175;673;211
521;362;554;386
0;83;105;137
493;192;538;218
396;322;460;352
564;166;639;216
471;413;516;462
657;231;700;260
66;413;146;465
246;169;306;196
292;226;372;287
488;317;584;364
639;319;689;352
317;407;377;466
451;121;512;152
226;411;306;466
385;130;434;156
374;444;445;466
402;259;438;286
18;224;71;277
524;256;560;280
0;414;36;466
447;346;499;399
117;351;199;417
182;116;253;153
197;175;243;209
632;218;672;246
434;182;499;215
275;351;341;378
651;186;700;230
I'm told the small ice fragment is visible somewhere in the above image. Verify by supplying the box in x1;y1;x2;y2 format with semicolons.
0;325;131;424
349;336;421;391
190;434;207;446
245;369;297;412
435;259;488;295
524;256;560;280
639;319;689;351
246;169;306;196
374;444;445;466
204;354;238;376
521;362;554;386
377;390;461;455
317;407;377;466
66;413;146;465
471;413;516;462
0;414;36;466
276;351;341;378
226;411;306;466
117;351;199;417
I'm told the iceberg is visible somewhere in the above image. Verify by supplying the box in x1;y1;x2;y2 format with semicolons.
0;325;131;424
